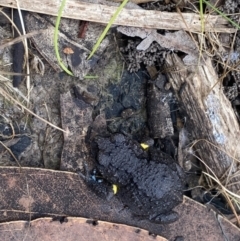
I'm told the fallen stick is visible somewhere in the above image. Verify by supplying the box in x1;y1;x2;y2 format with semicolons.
0;0;235;33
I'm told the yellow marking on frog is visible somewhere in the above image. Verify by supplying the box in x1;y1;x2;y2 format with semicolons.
140;143;149;150
112;184;118;194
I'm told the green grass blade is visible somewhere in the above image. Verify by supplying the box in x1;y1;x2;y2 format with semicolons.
84;75;99;79
199;0;204;63
199;0;204;32
88;0;129;60
54;0;74;76
203;0;240;30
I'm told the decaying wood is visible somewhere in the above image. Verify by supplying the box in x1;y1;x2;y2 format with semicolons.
165;54;240;198
147;76;174;138
0;0;235;33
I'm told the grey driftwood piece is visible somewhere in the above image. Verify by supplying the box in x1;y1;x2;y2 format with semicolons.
0;0;235;33
147;74;174;139
165;53;240;199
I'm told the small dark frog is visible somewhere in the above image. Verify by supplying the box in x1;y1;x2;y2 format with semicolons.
93;134;185;224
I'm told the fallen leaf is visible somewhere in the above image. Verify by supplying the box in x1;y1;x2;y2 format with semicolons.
0;167;239;240
0;217;167;241
117;26;198;59
63;47;74;54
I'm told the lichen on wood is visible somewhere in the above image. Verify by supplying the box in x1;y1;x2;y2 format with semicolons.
165;53;240;200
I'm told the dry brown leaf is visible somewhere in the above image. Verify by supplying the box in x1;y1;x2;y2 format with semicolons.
0;217;167;241
63;47;74;54
0;167;239;240
117;27;198;58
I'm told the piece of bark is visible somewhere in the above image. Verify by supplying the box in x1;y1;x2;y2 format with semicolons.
0;167;239;240
117;27;198;55
60;89;95;172
165;53;240;199
0;0;234;33
147;75;174;138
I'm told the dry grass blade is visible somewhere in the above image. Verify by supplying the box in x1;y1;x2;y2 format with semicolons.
203;170;240;226
190;139;240;164
0;8;23;40
190;139;240;226
0;141;21;167
0;71;29;76
0;30;44;50
0;75;29;102
0;87;68;134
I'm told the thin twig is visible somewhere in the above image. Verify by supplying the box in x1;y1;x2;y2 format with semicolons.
0;30;44;50
0;141;21;167
0;87;68;134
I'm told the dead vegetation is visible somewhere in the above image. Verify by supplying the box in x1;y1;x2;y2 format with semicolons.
0;0;240;239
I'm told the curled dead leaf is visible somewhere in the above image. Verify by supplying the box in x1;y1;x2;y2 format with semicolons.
0;217;167;241
63;47;74;55
0;167;239;240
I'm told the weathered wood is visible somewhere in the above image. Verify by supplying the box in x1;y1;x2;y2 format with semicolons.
165;54;240;198
0;0;235;33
